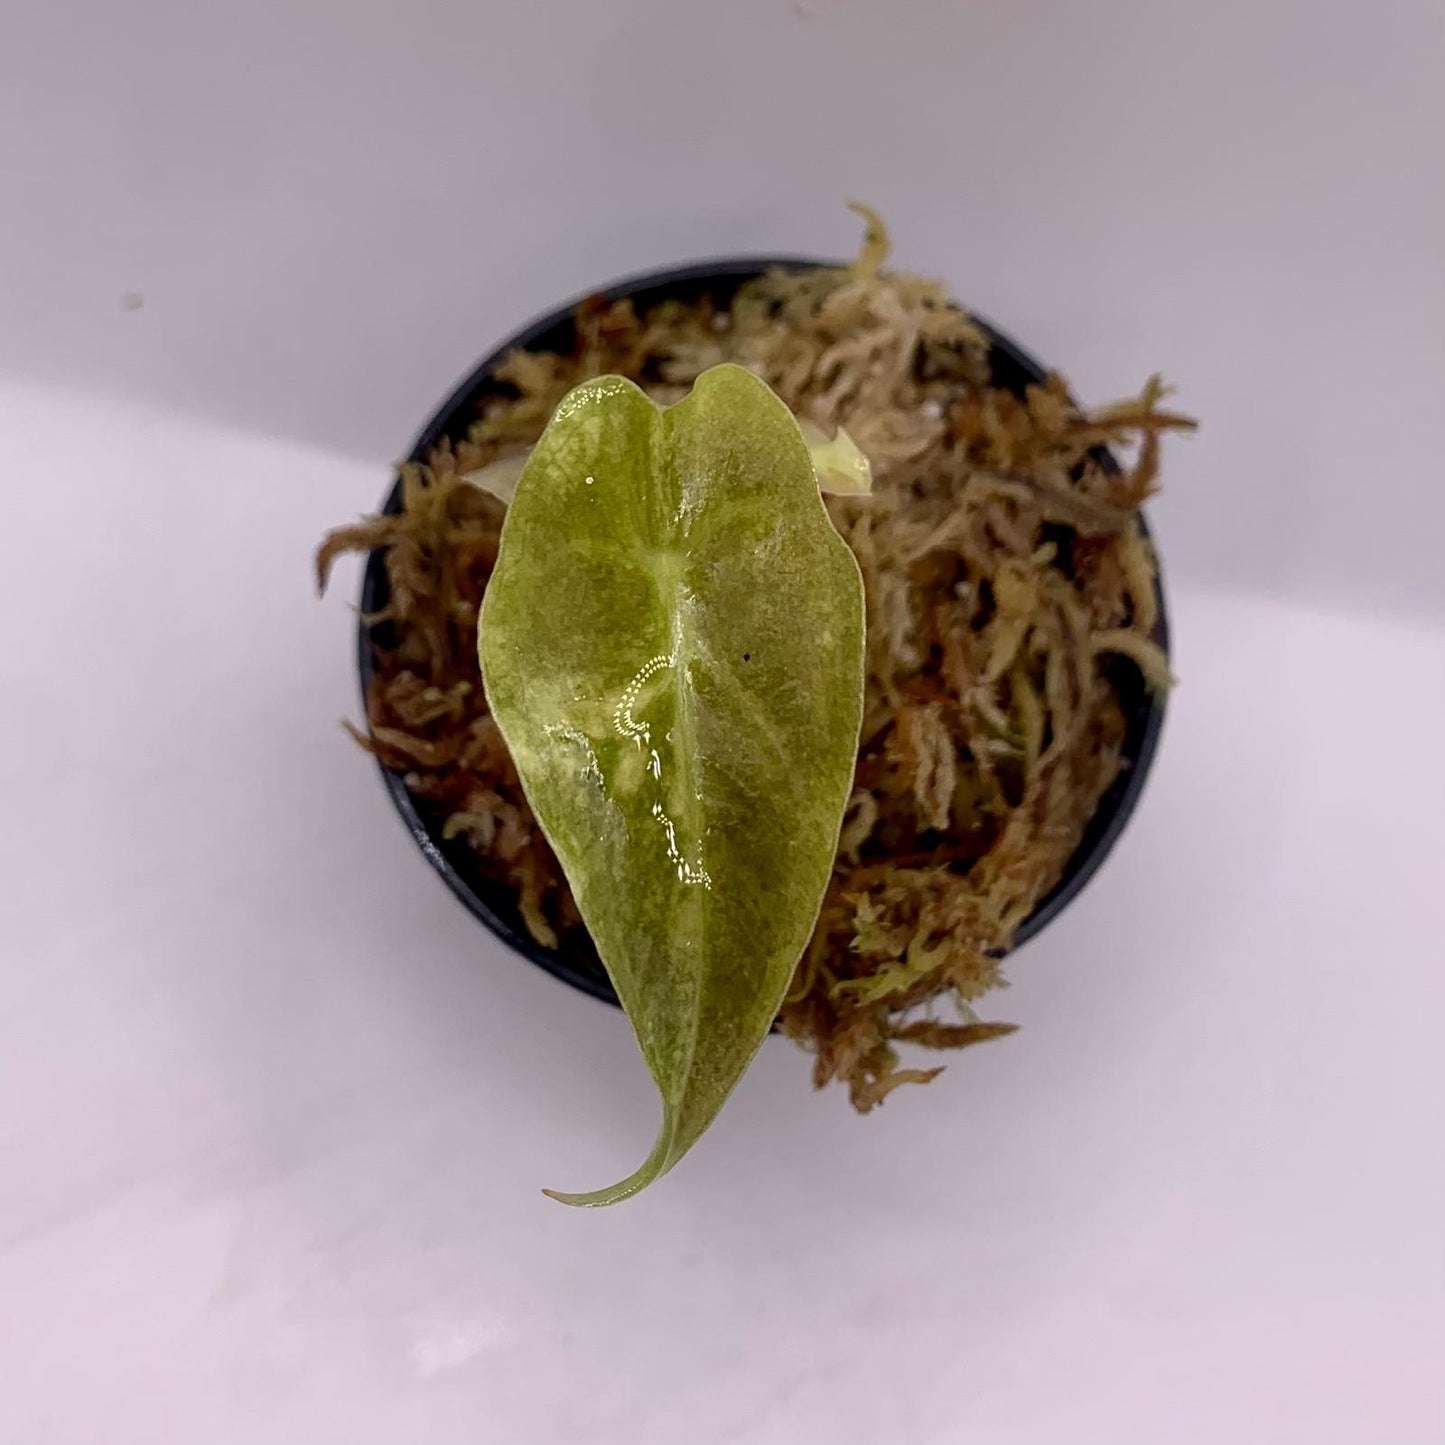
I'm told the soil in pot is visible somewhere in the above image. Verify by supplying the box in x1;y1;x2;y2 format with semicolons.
318;210;1194;1111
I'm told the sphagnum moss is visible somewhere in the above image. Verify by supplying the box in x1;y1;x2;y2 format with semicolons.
318;210;1195;1110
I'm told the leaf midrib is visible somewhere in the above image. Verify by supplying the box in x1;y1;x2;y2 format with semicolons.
660;468;707;1152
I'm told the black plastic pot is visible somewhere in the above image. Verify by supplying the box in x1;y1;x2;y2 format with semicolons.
358;257;1168;1006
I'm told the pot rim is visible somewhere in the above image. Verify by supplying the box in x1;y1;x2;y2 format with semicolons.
357;255;1168;1007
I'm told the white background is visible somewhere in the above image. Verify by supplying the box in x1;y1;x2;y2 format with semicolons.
2;2;1442;1442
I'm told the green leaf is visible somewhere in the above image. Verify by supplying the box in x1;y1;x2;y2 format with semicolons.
478;364;865;1205
796;418;872;495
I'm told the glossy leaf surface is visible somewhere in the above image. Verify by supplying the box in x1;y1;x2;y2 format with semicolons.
479;365;865;1205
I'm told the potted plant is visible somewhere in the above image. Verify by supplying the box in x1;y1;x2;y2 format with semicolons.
318;209;1193;1204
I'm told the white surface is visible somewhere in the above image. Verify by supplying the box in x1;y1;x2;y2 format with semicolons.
2;1;1443;1442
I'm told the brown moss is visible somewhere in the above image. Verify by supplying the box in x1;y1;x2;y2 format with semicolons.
318;215;1194;1110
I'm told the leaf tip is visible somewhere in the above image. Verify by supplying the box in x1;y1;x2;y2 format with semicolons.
540;1183;631;1209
